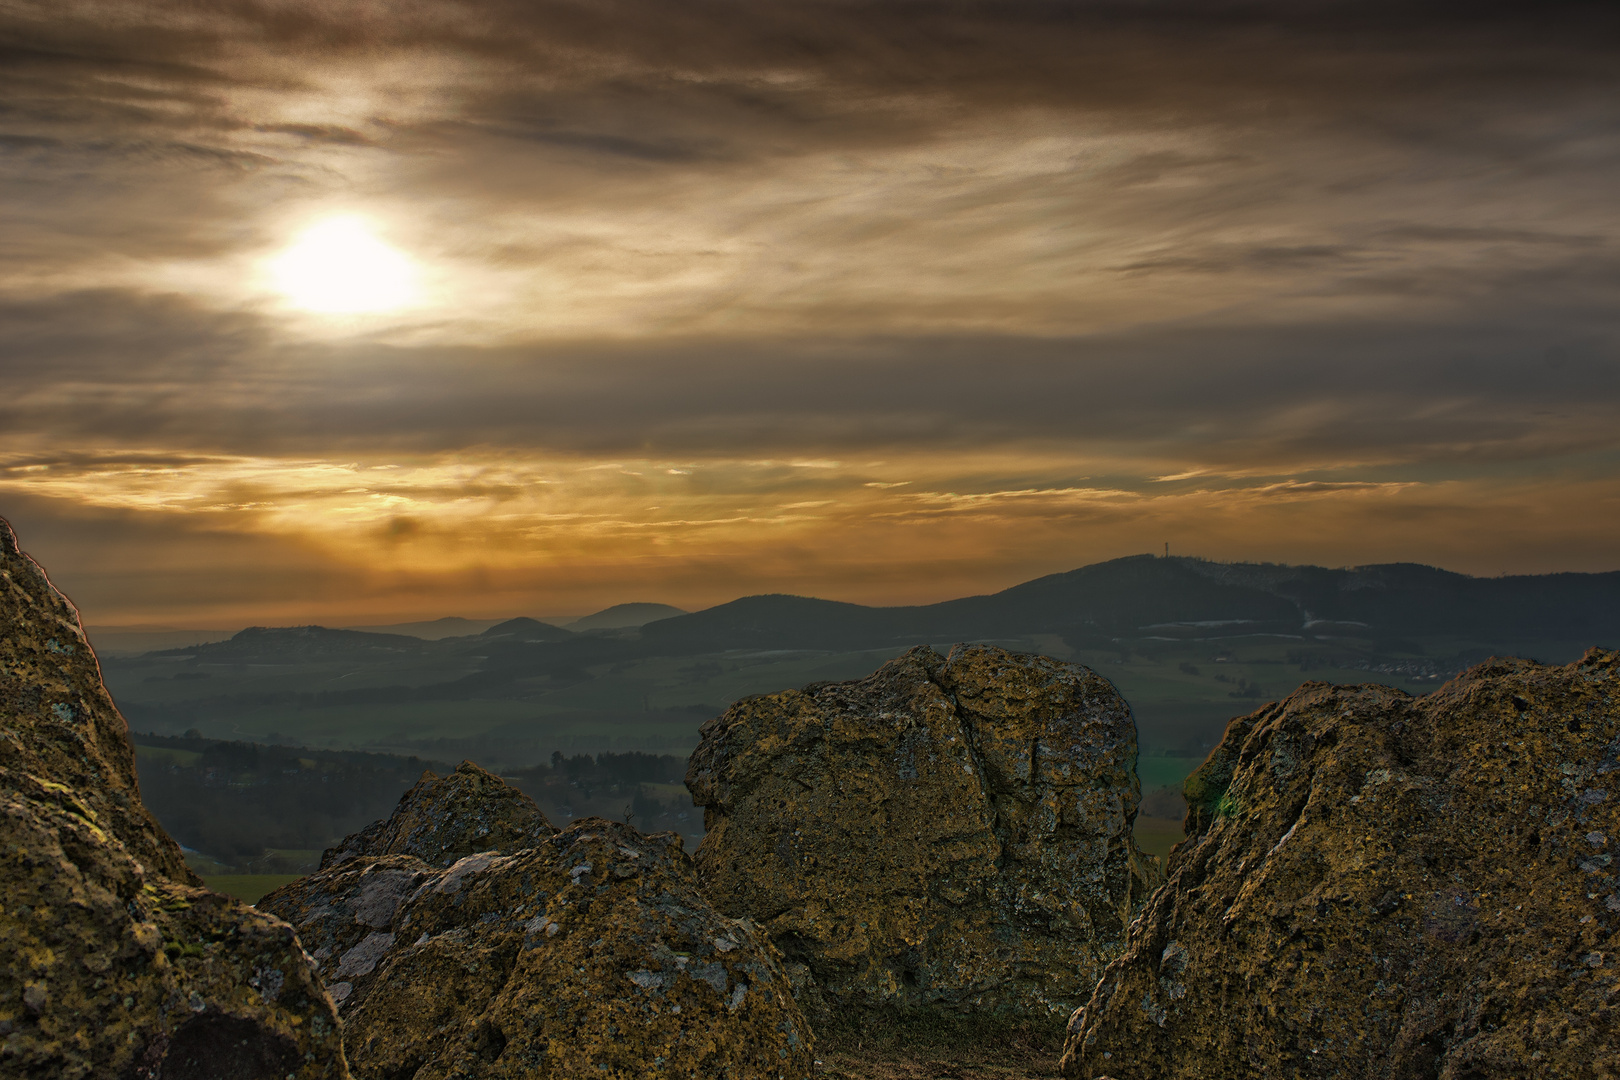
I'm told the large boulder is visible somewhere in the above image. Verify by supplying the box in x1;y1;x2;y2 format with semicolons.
686;644;1162;1024
321;759;555;869
0;517;347;1078
1061;649;1620;1080
264;813;815;1079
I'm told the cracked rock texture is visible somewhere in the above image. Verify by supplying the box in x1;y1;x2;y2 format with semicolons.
263;812;814;1079
321;759;555;869
0;516;347;1079
1061;649;1620;1080
687;644;1161;1023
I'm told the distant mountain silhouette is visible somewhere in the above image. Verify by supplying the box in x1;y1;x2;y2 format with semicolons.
638;555;1620;653
345;616;506;639
568;603;687;631
168;625;427;662
480;617;574;642
638;594;908;652
138;556;1620;710
1177;560;1620;640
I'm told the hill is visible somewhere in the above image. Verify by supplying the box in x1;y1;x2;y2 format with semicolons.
97;554;1620;771
344;616;507;638
479;616;574;641
569;602;687;630
637;555;1620;653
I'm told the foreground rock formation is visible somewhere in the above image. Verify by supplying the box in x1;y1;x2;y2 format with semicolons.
0;517;347;1078
320;759;556;869
687;644;1162;1023
1062;649;1620;1079
263;768;814;1079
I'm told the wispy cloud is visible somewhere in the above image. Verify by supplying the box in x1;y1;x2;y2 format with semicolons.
1;1;1617;621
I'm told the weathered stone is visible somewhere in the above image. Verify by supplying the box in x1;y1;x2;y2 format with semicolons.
264;816;815;1079
687;644;1162;1023
321;759;555;869
0;519;192;885
0;516;347;1078
1061;649;1620;1080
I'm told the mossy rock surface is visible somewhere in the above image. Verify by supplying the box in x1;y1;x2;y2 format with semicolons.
0;517;193;884
264;816;815;1079
688;644;1161;1024
1062;649;1620;1080
0;516;347;1079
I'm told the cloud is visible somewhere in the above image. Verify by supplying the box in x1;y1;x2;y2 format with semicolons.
2;0;1618;620
5;1;1617;340
9;456;1620;624
1;286;1616;476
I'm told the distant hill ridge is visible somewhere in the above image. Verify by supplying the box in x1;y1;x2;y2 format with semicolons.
567;602;687;631
637;554;1620;652
153;554;1620;661
480;617;572;641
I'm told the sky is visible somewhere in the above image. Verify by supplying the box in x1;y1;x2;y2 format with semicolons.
3;1;1618;627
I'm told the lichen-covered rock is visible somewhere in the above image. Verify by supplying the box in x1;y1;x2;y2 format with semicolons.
0;516;348;1078
321;759;554;869
686;644;1162;1023
1061;649;1620;1080
0;519;192;885
264;817;815;1079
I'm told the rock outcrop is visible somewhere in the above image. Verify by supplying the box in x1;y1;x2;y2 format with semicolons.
1061;649;1620;1080
0;516;347;1078
687;644;1161;1023
320;759;555;869
264;809;814;1078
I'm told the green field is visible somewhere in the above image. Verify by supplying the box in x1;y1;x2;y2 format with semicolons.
1133;816;1186;859
104;645;920;766
106;629;1570;781
201;875;303;905
1068;637;1451;756
134;744;201;767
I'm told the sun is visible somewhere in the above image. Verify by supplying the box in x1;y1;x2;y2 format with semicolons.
269;215;419;314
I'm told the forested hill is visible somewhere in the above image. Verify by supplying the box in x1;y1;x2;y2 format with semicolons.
636;555;1620;652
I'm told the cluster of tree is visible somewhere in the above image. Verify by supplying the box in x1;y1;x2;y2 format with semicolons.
504;751;699;838
134;733;445;873
1211;674;1264;698
133;733;702;874
381;716;711;773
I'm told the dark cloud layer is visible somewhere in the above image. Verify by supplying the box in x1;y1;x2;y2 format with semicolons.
8;2;1619;196
1;288;1615;471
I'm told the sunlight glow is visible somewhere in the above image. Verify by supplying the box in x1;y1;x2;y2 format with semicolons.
269;216;418;314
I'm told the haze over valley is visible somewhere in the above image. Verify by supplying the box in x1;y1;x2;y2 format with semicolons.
98;551;1620;882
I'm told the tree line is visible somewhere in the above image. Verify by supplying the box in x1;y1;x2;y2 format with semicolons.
134;732;700;874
